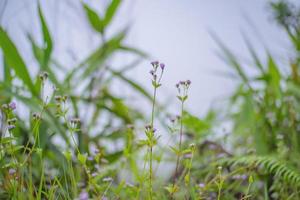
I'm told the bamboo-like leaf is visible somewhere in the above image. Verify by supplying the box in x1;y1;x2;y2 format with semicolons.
38;4;53;64
103;0;121;28
109;69;153;101
0;27;37;95
82;3;104;33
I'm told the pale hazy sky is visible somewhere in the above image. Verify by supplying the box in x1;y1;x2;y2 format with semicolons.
0;0;297;116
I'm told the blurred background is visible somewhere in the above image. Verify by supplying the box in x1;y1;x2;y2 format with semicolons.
1;0;296;115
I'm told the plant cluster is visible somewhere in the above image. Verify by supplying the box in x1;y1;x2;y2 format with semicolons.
1;0;300;199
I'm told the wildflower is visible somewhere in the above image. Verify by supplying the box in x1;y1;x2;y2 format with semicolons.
9;102;16;110
151;61;159;66
32;113;41;120
7;125;16;130
145;125;156;133
160;63;165;70
9;168;16;175
78;190;88;200
39;71;49;82
91;172;98;177
198;183;205;188
70;117;81;124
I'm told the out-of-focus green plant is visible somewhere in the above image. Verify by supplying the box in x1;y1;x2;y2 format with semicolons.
0;1;151;198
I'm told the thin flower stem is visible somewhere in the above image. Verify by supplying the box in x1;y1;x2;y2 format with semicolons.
174;100;184;183
149;86;157;200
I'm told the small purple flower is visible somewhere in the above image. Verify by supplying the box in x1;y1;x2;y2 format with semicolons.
186;80;191;85
151;61;159;66
7;125;16;130
9;168;16;175
160;63;165;70
9;102;16;110
79;191;88;200
198;183;205;188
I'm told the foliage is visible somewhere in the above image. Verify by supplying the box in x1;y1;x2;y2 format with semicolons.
0;0;300;199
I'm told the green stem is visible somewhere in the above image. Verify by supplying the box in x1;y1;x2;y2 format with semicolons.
149;86;157;200
174;100;184;183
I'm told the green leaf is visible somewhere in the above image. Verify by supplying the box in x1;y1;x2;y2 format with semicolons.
0;27;37;95
38;4;53;64
103;0;121;28
77;153;87;165
82;3;104;33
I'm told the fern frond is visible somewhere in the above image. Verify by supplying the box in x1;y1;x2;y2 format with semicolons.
218;156;300;186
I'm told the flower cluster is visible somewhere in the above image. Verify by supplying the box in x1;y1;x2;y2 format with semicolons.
7;118;17;130
39;71;49;82
70;117;81;130
176;80;191;102
1;102;16;111
54;95;68;116
150;61;165;88
32;113;41;121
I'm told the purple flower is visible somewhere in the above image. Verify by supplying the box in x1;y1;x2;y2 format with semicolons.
79;191;88;200
198;183;205;188
7;125;15;130
9;102;16;110
160;63;165;70
151;61;159;66
9;168;16;175
186;80;191;85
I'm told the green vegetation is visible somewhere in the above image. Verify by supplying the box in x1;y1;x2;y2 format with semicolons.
1;0;300;199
